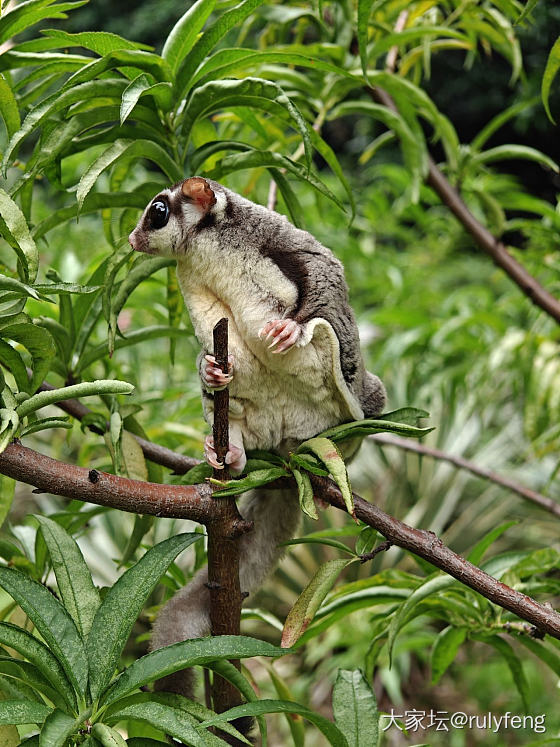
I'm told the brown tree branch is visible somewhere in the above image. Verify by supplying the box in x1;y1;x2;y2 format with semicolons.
368;86;560;325
310;475;560;639
206;319;247;729
0;440;213;521
1;439;560;639
370;433;560;518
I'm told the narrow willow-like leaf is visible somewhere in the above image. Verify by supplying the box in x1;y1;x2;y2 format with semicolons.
162;0;216;74
35;516;100;638
0;338;29;393
40;708;85;746
282;559;355;647
121;74;161;123
76;326;189;373
474;634;530;711
387;574;456;664
211;467;289;497
200;699;349;747
0;567;87;695
2;78;128;170
282;537;356;556
0;190;38;282
467;521;517;566
60;49;170;92
430;626;467;684
297;437;354;516
16;379;134;419
105;691;251;745
0;698;51;726
2;322;55;394
332;669;378;747
0;74;20;138
42;28;152;54
0;623;75;708
0;657;68;710
0;475;15;529
91;723;128;747
20;417;72;437
105;702;206;747
102;636;289;705
76;140;181;211
319;417;433;443
107;255;174;354
0;0;87;46
32;191;152;240
87;533;202;699
181;77;312;171
475;143;559;172
292;468;317;520
174;0;266;98
207;150;344;211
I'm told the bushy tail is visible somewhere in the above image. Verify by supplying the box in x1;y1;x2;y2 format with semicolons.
151;487;301;696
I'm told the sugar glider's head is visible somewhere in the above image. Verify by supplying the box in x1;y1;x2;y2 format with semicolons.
128;177;226;256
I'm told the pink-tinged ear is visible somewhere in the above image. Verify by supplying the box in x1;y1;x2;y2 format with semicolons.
181;177;216;212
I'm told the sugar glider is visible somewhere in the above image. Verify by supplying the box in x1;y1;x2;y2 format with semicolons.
129;176;385;694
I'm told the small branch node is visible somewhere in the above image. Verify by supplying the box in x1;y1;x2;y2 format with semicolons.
360;540;393;563
88;469;100;484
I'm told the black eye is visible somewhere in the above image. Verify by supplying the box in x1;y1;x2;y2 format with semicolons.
149;199;169;229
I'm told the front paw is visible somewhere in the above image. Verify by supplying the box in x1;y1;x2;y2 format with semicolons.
258;319;302;354
204;435;247;473
202;354;234;390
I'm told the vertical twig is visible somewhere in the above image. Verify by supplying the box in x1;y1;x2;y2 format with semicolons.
206;318;247;739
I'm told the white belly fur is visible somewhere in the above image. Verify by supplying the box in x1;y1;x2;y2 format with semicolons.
176;250;363;454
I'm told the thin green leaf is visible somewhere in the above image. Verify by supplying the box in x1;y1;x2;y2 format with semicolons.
87;533;203;699
2;79;128;170
20;417;72;437
40;708;86;746
0;338;29;393
320;417;433;443
1;322;55;394
35;516;100;638
41;28;153;55
0;698;51;726
206;149;344;211
0;474;15;528
174;0;266;98
105;702;205;747
0;657;68;710
282;559;355;647
162;0;216;74
332;669;378;747
211;467;288;497
102;636;289;706
120;75;172;123
16;379;134;420
430;626;467;684
0;623;75;708
107;256;174;355
474;144;559;172
467;521;518;566
181;77;312;172
297;437;354;516
200;699;349;747
0;74;20;139
474;634;530;711
387;574;456;664
282;537;356;556
292;469;318;520
0;0;87;46
0;567;87;695
76;327;190;373
91;723;128;747
0;190;38;282
76;140;181;211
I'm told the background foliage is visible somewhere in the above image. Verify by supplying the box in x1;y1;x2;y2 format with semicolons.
0;0;559;744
